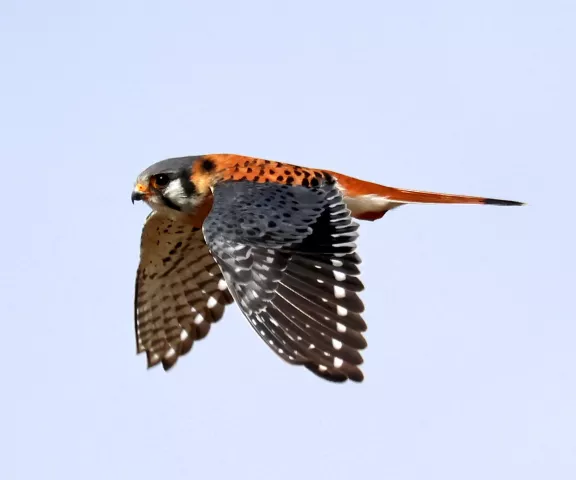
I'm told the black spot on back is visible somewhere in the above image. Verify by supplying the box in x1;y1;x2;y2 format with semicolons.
202;159;215;172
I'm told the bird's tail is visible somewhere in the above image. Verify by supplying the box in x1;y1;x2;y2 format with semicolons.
326;171;524;221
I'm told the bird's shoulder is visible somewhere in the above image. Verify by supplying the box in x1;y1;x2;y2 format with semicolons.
192;153;334;188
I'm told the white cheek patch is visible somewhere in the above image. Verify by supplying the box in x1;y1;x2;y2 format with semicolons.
163;178;203;212
164;178;184;197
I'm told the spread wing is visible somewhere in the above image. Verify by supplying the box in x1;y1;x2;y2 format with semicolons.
202;177;367;382
135;212;233;370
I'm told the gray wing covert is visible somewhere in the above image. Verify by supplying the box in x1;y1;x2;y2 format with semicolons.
135;212;233;370
203;178;368;382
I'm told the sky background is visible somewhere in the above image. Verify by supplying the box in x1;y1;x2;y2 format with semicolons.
1;1;574;479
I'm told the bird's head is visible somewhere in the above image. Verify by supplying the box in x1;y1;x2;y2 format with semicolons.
131;156;208;214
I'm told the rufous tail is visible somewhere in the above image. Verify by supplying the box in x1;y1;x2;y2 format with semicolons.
326;171;524;221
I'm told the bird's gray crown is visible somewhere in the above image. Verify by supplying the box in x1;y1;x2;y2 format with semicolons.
139;156;202;179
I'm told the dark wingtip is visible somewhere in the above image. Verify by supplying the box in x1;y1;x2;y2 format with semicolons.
483;198;525;206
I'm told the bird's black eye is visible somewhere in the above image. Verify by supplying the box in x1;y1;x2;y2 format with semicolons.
152;174;170;188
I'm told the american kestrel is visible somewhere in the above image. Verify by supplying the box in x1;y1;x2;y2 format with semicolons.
132;154;522;382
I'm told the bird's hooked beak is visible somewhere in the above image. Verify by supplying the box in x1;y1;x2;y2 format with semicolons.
132;183;149;204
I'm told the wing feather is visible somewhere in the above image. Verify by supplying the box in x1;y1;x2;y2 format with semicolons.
203;178;368;382
135;212;233;370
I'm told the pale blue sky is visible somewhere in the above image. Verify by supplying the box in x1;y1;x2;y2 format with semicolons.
1;1;574;479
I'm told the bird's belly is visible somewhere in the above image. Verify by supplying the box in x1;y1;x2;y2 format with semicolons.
342;193;399;221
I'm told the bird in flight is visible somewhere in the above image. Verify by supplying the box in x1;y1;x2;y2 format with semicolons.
131;154;523;382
